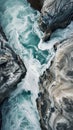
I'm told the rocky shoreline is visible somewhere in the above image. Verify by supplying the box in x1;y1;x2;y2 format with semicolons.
37;36;73;130
0;26;27;129
27;0;73;130
0;27;27;104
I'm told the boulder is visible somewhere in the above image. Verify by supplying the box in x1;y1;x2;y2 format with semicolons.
0;34;27;104
38;0;73;41
37;36;73;130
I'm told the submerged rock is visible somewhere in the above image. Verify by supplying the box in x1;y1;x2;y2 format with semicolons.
37;36;73;130
0;33;26;104
38;0;73;41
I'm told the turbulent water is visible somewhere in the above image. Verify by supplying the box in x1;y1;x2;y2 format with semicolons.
0;0;73;130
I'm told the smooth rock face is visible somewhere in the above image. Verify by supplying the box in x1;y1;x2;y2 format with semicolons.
0;36;26;104
39;0;73;41
36;37;73;130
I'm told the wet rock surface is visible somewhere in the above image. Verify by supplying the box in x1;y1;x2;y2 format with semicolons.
38;0;73;41
0;29;27;104
0;26;27;129
36;37;73;130
27;0;43;11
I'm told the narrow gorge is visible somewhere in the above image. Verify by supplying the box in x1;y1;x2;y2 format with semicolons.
0;0;73;130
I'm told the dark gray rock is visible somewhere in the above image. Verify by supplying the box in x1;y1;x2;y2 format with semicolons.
27;0;43;11
0;26;27;130
0;26;8;42
38;0;73;41
0;32;27;104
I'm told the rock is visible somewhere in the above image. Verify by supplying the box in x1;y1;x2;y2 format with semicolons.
0;26;8;41
27;0;43;11
0;108;2;129
0;33;27;104
0;26;27;130
38;0;73;41
37;36;73;130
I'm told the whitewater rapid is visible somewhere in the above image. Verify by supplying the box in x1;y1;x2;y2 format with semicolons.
0;0;52;130
0;0;73;130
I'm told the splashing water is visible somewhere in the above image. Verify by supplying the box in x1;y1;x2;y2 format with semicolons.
0;0;53;130
0;0;73;130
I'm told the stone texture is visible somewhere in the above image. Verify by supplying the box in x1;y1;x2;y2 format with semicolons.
38;0;73;41
36;36;73;130
0;29;27;104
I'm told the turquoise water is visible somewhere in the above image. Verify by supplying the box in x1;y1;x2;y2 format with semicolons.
0;0;73;130
0;0;53;130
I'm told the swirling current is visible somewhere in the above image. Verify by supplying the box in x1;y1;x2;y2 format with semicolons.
0;0;73;130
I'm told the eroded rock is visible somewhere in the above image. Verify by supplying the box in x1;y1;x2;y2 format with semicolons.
0;39;26;104
38;0;73;41
37;36;73;130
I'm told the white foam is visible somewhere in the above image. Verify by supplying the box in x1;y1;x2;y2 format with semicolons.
38;21;73;50
1;0;73;130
